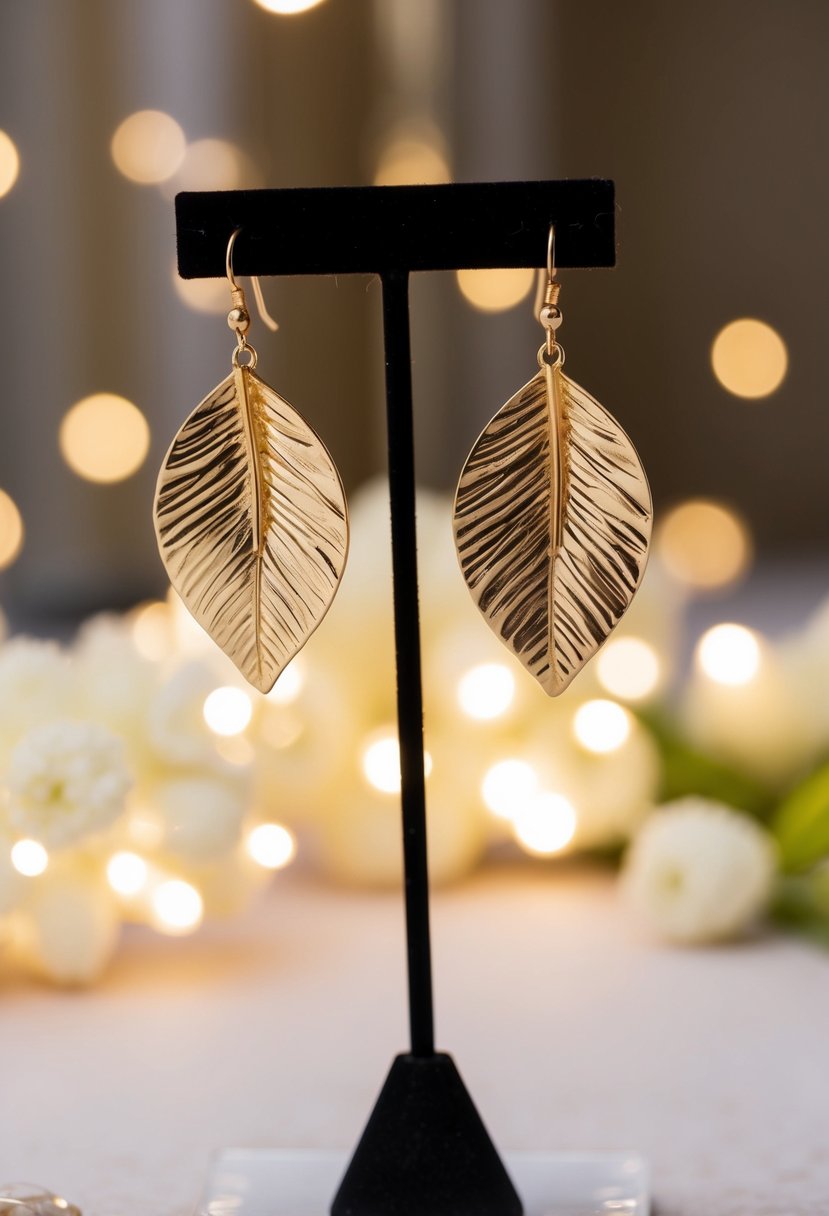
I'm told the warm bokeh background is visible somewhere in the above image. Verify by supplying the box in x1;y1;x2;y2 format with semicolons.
0;0;826;628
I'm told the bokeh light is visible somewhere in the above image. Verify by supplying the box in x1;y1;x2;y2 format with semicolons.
456;268;535;313
573;700;631;754
130;600;173;661
173;138;251;192
11;839;48;877
150;879;203;934
106;851;148;897
457;663;516;720
252;0;327;11
111;110;186;184
696;623;761;686
0;129;20;197
481;759;539;820
362;732;432;794
374;135;450;186
171;257;229;315
246;823;296;869
0;488;24;570
657;498;752;591
711;318;788;398
596;637;661;702
60;393;150;484
513;793;577;856
203;687;254;737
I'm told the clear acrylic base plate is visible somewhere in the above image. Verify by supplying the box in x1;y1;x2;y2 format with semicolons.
195;1148;650;1216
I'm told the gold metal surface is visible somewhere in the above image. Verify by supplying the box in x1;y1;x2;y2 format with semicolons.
453;236;651;696
154;365;348;694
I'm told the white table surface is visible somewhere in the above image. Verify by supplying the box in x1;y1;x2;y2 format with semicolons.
3;863;828;1216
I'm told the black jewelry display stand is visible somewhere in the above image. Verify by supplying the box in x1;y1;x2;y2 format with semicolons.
176;181;620;1216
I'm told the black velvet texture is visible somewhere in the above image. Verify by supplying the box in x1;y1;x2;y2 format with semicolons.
175;180;615;277
331;1054;524;1216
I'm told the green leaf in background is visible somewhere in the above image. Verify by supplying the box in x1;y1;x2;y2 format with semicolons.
772;760;829;873
771;871;829;947
638;709;773;820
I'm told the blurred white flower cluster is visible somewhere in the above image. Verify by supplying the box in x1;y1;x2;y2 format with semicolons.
7;480;829;981
153;482;691;910
0;621;292;985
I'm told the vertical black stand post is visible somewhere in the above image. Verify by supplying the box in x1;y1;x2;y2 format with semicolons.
380;269;434;1060
174;180;615;1216
329;270;523;1215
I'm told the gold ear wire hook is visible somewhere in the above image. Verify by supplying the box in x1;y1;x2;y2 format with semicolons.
226;228;279;334
537;224;562;356
534;223;559;320
251;276;278;332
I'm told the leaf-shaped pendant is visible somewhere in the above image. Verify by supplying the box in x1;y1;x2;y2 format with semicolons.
154;367;348;694
453;360;652;696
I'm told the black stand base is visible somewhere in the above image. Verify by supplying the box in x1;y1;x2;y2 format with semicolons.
330;1053;523;1216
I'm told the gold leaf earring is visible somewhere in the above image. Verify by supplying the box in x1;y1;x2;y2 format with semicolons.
452;226;652;696
154;229;349;694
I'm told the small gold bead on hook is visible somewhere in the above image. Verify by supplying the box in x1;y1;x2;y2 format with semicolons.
227;305;251;332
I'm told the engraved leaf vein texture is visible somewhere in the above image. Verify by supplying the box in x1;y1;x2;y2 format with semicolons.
154;368;348;694
453;366;652;696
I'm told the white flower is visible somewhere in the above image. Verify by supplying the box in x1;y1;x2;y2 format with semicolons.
146;662;219;768
154;776;248;861
7;719;132;848
12;861;120;985
73;615;156;745
623;798;777;944
0;638;73;761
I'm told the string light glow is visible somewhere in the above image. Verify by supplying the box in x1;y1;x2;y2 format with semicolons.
481;759;539;820
11;839;48;877
362;732;433;794
573;700;631;754
60;393;150;484
0;488;24;569
171;258;229;315
106;851;148;897
697;624;761;686
203;687;253;736
252;0;327;11
657;499;752;591
711;318;788;399
150;879;204;934
111;110;186;184
246;823;296;869
130;600;173;661
457;663;516;720
514;793;577;856
0;129;20;197
174;138;249;192
374;137;450;186
456;268;535;313
596;637;661;701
